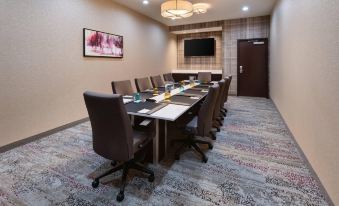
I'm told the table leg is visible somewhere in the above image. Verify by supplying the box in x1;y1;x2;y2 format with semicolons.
153;119;159;165
130;115;134;126
164;120;168;157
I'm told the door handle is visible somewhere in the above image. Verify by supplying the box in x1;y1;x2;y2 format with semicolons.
240;66;244;74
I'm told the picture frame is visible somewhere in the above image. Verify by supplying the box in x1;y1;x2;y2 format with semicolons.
83;28;123;58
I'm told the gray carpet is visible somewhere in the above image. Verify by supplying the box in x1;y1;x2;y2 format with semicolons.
0;97;329;205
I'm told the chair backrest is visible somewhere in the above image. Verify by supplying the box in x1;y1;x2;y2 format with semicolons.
150;75;165;88
198;72;212;82
135;77;152;92
213;79;226;120
197;84;219;137
83;91;133;162
223;75;232;103
221;77;230;105
163;73;175;82
111;80;134;96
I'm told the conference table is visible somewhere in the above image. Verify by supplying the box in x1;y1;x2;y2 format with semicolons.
123;81;215;165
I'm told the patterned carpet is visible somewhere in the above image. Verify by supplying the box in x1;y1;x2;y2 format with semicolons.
0;97;329;206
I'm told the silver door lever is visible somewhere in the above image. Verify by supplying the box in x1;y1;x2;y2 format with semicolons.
240;66;244;73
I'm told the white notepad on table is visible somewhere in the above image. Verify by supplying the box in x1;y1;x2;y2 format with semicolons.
190;96;200;100
138;109;150;114
123;99;133;104
150;104;189;121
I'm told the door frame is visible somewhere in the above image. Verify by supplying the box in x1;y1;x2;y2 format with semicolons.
237;38;269;98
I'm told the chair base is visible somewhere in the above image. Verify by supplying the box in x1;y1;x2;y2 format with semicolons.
213;125;220;133
221;108;228;113
217;118;223;125
210;131;217;140
172;134;213;163
92;158;154;202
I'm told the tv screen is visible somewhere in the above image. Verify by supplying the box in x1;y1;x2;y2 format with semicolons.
184;38;215;57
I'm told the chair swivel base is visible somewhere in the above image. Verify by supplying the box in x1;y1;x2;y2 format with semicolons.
91;159;154;202
172;135;213;163
210;131;217;140
213;125;220;133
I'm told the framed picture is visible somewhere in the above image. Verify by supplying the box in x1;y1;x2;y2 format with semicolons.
83;28;123;58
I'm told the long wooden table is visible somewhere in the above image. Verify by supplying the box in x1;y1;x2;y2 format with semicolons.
123;82;211;164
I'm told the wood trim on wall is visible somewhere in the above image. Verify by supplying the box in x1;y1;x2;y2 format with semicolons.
169;20;224;32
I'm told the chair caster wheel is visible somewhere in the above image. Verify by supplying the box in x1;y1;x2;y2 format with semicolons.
116;192;125;202
148;174;155;182
92;179;99;188
208;144;213;150
202;157;208;163
175;155;180;160
111;161;117;166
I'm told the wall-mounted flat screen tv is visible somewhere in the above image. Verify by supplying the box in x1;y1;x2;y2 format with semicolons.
184;38;215;57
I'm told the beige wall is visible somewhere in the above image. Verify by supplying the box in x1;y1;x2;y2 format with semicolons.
0;0;177;147
270;0;339;204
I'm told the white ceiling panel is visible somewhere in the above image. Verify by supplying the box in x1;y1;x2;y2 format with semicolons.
113;0;277;26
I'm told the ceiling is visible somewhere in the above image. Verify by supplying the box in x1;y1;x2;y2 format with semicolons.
113;0;277;26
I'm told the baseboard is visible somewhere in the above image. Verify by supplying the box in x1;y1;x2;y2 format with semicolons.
0;117;89;153
271;100;334;206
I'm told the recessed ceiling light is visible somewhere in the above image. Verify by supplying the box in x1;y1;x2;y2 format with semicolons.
142;0;149;5
242;6;249;11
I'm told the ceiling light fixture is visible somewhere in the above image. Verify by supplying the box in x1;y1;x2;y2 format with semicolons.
193;3;209;14
161;0;210;20
161;0;193;20
142;0;149;5
242;6;249;11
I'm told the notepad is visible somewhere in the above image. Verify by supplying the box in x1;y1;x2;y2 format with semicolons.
138;109;150;114
139;119;152;126
151;104;189;120
123;99;133;104
190;96;200;100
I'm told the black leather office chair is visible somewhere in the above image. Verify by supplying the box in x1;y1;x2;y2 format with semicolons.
150;75;165;88
172;84;219;163
221;76;232;115
210;79;226;137
111;80;134;95
198;72;212;82
135;77;153;92
163;73;175;82
83;91;154;202
225;75;232;103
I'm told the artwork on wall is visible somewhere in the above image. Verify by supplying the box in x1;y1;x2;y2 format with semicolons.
83;28;123;58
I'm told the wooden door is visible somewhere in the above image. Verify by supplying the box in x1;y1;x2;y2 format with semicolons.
237;39;268;98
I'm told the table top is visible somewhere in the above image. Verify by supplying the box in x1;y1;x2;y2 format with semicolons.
124;82;211;121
